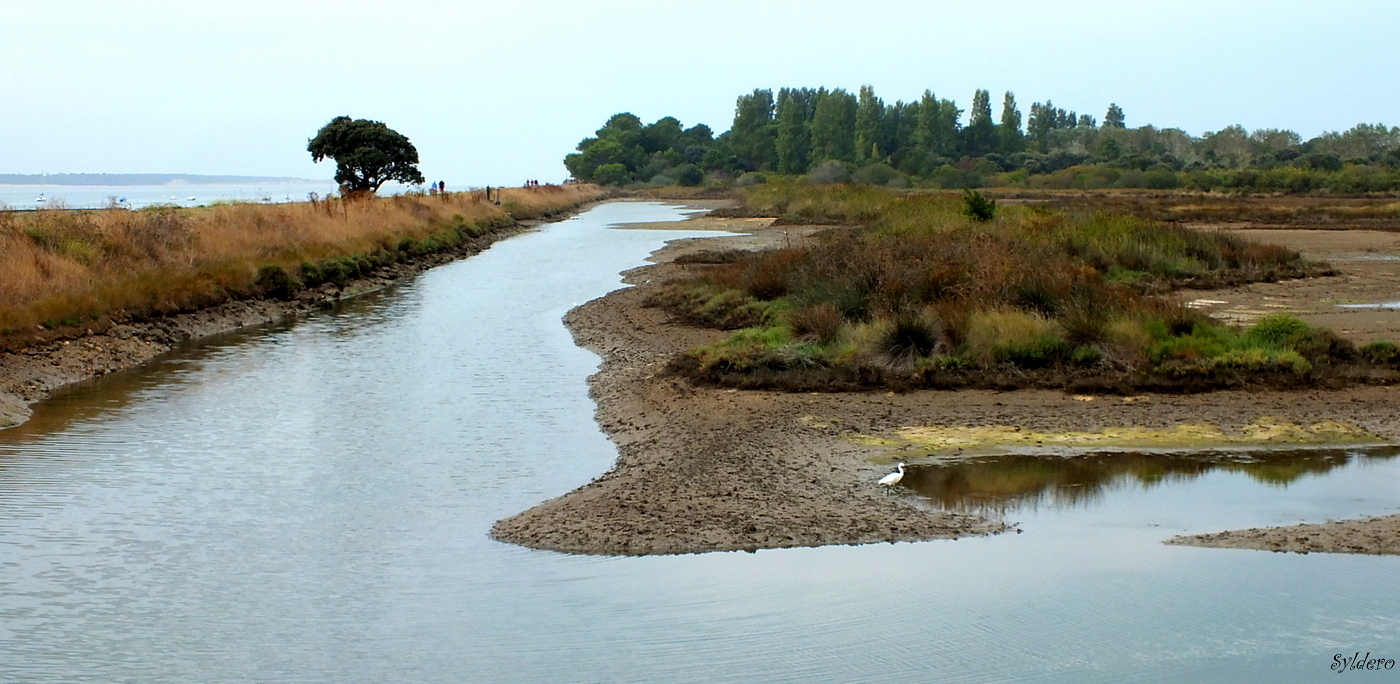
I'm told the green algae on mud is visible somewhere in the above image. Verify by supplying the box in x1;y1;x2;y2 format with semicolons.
833;417;1390;460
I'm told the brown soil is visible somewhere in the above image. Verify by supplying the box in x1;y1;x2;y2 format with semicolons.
1167;515;1400;555
491;205;1400;556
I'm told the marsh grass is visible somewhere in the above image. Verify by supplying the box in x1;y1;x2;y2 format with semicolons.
665;184;1378;390
0;185;605;333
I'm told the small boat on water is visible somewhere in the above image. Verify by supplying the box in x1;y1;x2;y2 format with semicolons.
186;196;196;201
35;194;45;203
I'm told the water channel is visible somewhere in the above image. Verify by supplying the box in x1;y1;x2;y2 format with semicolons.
2;202;1399;683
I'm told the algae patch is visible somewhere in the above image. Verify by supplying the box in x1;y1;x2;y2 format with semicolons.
854;417;1386;458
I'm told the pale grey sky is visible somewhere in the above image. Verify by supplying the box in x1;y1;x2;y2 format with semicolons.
2;0;1396;186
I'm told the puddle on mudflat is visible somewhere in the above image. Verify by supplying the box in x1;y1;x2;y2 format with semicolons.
902;445;1400;515
1338;300;1400;309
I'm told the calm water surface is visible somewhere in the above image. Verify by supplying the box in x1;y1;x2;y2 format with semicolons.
3;202;1399;683
0;181;442;210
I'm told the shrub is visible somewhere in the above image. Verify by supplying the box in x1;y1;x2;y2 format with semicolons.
1144;169;1182;189
876;313;943;365
254;264;300;299
1244;314;1352;361
1207;348;1312;375
691;326;822;373
657;285;774;330
807;160;853;185
962;189;996;221
1059;298;1113;346
1070;345;1104;365
966;310;1067;367
853;163;904;187
672;164;703;187
736;172;768;187
1361;340;1400;366
790;303;845;344
1245;313;1312;348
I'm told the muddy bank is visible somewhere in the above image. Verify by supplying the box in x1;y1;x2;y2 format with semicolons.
493;212;1400;556
1168;515;1400;555
0;202;605;431
489;237;1008;555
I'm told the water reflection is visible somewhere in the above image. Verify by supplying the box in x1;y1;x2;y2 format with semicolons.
904;446;1400;514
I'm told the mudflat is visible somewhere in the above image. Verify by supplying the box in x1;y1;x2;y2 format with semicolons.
492;203;1400;556
1168;515;1400;555
1185;225;1400;342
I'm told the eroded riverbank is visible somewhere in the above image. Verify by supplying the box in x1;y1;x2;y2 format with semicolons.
0;200;606;431
493;205;1400;556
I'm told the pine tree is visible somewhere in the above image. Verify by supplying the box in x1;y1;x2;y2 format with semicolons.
1104;103;1126;129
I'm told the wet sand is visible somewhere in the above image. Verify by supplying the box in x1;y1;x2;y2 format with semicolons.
492;205;1400;556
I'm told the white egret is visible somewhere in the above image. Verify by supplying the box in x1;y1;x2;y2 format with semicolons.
878;462;906;494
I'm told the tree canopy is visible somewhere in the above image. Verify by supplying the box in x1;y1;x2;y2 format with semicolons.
561;84;1400;192
308;116;425;195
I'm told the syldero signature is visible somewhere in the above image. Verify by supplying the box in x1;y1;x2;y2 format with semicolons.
1331;652;1396;673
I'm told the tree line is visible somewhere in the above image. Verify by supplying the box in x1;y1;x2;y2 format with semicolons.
564;86;1400;193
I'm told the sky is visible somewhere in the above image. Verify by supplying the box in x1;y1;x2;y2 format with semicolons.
2;0;1397;186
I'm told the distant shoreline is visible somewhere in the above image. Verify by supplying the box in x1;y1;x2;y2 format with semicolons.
0;173;320;186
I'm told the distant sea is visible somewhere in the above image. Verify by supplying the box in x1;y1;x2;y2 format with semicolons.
0;181;342;210
0;175;439;210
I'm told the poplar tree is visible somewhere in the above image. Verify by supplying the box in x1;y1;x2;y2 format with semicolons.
854;85;886;163
915;91;940;162
879;101;907;167
997;91;1024;154
915;91;962;164
810;88;858;163
775;88;812;174
731;89;777;170
894;99;922;172
1027;101;1057;152
964;89;997;157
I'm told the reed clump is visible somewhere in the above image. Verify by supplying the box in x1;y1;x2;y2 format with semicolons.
661;183;1384;391
0;185;606;333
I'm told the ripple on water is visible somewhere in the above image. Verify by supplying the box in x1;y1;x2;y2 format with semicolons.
2;202;1400;684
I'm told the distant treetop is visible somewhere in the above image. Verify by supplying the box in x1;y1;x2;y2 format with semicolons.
561;85;1400;193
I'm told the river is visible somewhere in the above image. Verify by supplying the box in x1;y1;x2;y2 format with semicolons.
2;201;1399;683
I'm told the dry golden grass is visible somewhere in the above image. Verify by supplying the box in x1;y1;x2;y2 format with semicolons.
0;184;606;332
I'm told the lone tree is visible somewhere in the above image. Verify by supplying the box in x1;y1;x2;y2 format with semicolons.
308;116;425;195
